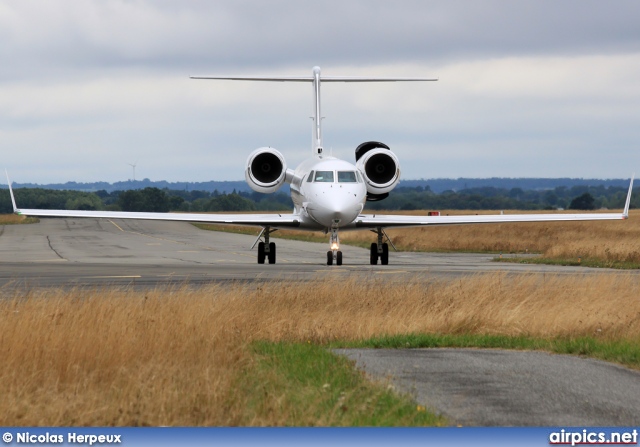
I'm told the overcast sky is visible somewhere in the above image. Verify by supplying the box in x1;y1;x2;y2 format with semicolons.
1;0;639;183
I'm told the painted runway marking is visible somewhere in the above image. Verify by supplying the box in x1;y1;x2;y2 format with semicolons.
86;275;142;279
108;220;125;232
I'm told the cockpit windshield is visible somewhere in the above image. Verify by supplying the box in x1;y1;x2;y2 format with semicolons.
337;171;358;183
314;171;334;182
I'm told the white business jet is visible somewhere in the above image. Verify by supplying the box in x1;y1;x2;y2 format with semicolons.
7;66;634;266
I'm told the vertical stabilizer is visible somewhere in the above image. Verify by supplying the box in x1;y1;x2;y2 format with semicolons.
312;66;323;157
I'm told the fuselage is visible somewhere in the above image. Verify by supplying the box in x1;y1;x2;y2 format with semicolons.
289;156;367;231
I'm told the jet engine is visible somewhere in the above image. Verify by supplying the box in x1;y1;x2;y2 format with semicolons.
245;147;287;193
355;141;401;201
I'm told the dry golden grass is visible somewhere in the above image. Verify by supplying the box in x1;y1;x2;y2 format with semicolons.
1;273;639;426
0;214;38;225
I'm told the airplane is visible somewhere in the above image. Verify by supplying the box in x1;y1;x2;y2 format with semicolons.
6;66;635;266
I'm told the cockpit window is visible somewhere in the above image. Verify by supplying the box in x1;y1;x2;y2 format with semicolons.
306;170;314;182
314;171;334;183
337;171;357;183
356;171;363;183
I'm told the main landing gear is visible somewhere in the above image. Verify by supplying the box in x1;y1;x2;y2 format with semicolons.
254;226;277;264
327;227;342;266
369;227;394;265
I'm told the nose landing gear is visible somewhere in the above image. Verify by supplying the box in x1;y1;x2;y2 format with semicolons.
327;228;342;266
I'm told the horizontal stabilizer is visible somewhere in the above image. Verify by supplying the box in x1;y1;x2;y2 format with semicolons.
190;76;438;82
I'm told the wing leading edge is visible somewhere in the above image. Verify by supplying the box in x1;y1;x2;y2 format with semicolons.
355;176;634;229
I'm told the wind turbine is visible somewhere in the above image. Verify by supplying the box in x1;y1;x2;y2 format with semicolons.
128;160;138;181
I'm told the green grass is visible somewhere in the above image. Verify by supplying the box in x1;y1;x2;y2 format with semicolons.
240;341;446;426
494;256;640;270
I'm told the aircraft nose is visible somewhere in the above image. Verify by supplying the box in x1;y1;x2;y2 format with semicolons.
310;191;362;227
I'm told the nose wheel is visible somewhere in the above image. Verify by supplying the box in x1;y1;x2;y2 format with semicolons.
327;249;342;266
327;228;342;266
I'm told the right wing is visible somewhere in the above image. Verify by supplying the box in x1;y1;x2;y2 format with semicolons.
13;207;301;228
6;173;300;228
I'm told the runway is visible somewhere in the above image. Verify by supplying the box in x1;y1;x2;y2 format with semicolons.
0;218;635;288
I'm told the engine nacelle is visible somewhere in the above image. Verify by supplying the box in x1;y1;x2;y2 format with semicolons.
355;141;401;200
245;147;287;194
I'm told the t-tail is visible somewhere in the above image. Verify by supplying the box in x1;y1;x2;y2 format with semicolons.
191;66;438;157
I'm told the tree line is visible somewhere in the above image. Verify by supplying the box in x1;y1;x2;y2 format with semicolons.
0;184;636;214
365;184;637;211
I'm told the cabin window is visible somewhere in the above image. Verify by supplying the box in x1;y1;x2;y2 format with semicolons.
337;171;357;183
314;171;334;183
306;171;314;182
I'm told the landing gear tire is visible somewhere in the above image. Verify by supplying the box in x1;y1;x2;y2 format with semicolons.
258;242;265;264
336;251;343;266
268;242;276;264
370;243;378;265
381;243;389;265
327;251;333;266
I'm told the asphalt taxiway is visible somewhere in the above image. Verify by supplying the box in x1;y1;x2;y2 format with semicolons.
0;218;634;288
337;348;640;426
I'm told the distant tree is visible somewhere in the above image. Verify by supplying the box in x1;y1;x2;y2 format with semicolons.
65;195;102;211
206;193;256;212
117;190;145;211
168;195;185;210
117;188;170;212
569;192;596;210
140;187;170;212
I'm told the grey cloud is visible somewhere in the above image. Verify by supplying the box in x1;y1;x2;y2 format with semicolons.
2;0;639;80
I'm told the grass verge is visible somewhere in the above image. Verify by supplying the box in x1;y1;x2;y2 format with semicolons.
240;341;445;426
0;214;39;225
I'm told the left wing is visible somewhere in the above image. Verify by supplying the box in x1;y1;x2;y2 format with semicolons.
354;176;634;229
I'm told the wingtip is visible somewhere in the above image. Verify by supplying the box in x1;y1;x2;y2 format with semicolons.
5;169;18;213
623;174;634;218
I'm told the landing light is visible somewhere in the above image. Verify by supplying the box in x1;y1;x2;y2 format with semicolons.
331;243;339;250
